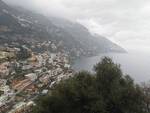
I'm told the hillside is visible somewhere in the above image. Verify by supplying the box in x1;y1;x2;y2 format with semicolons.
0;0;125;58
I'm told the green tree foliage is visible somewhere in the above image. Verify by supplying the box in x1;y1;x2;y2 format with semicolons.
141;82;150;113
16;46;31;60
94;57;144;113
32;57;146;113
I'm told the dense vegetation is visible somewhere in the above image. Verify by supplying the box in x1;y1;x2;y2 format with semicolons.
32;57;150;113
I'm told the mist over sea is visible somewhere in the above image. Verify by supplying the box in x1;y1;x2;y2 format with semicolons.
73;50;150;83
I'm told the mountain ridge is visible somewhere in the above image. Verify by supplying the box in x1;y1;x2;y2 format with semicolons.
0;0;126;58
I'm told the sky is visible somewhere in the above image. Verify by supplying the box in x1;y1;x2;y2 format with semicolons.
4;0;150;51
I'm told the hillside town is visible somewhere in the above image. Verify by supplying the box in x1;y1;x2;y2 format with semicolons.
0;41;74;113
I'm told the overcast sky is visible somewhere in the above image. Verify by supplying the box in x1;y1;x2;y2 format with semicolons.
4;0;150;51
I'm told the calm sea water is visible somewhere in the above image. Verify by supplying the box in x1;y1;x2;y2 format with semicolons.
72;50;150;83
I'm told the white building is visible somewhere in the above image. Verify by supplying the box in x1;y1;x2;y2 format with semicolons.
0;95;8;106
25;73;37;81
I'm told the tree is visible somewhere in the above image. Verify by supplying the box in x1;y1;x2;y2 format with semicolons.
142;81;150;113
32;57;146;113
16;46;31;60
33;72;105;113
94;57;144;113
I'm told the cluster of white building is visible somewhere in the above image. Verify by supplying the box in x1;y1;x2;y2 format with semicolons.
0;49;74;113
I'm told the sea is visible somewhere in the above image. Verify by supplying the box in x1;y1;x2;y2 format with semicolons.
72;50;150;83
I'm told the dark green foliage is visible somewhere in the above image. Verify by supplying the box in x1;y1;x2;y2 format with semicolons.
94;57;144;113
32;57;146;113
141;82;150;113
16;46;31;60
33;72;105;113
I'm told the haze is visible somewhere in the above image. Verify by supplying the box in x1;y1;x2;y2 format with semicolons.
4;0;150;51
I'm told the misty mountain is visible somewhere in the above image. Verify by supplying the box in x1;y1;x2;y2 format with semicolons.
0;0;125;57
